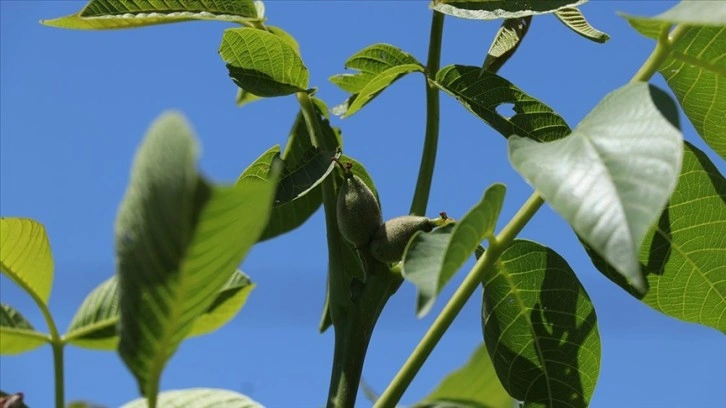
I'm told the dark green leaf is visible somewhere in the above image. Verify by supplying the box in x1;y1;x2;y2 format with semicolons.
483;17;532;73
121;388;262;408
509;83;683;293
41;0;260;30
624;3;726;159
482;240;600;408
554;8;610;43
585;142;726;333
434;65;571;142
0;218;54;305
220;27;309;97
432;0;585;20
330;44;424;117
414;343;512;408
0;304;48;355
403;184;505;317
115;112;276;395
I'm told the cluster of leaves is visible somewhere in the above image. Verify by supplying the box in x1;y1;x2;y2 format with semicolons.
1;1;724;407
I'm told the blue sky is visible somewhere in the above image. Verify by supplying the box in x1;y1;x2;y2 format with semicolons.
1;1;725;407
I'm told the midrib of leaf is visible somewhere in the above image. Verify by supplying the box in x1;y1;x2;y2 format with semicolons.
64;317;118;342
0;327;50;342
487;268;555;404
669;51;726;77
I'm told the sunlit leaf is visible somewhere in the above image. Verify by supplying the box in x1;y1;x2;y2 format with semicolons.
403;184;505;317
625;3;726;159
121;388;262;408
0;304;48;355
509;83;683;293
115;112;277;395
41;0;260;30
434;65;571;142
432;0;586;20
64;271;254;349
585;142;726;333
483;17;532;73
220;27;309;97
414;342;512;408
482;240;600;408
0;218;54;304
330;43;424;117
555;7;610;43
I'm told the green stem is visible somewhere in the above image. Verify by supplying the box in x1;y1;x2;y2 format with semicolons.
36;300;64;408
410;11;445;216
630;24;689;83
374;193;544;407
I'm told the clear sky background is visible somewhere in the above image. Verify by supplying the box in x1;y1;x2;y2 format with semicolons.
1;1;725;407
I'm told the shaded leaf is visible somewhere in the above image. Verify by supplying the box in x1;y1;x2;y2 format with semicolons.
432;0;585;20
41;0;260;30
483;17;532;73
508;83;683;293
121;388;262;408
0;218;54;304
625;5;726;159
220;27;309;97
434;65;571;142
235;88;262;107
115;112;276;395
482;240;600;408
403;184;506;317
585;142;726;333
414;342;511;408
64;271;254;349
330;43;424;117
555;7;610;43
0;304;48;355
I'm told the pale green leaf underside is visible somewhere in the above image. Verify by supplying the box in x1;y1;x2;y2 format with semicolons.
586;142;726;333
115;112;276;393
0;304;48;355
555;7;610;43
63;271;253;349
482;240;600;408
331;43;424;117
509;83;683;293
0;218;54;305
220;27;309;97
624;3;726;159
483;17;532;73
404;184;506;317
121;388;263;408
431;0;586;20
415;342;512;408
41;0;260;30
435;65;571;142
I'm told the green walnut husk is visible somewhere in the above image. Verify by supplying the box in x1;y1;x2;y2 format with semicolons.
370;215;434;263
336;169;383;248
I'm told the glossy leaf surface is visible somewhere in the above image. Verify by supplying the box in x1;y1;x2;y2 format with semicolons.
482;240;600;408
509;83;683;293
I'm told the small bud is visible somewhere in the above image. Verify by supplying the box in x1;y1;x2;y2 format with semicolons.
335;162;382;248
370;215;434;263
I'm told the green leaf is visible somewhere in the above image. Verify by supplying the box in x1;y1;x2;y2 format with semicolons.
482;240;600;408
0;218;54;305
235;88;263;107
414;342;512;408
64;270;254;349
483;17;532;73
121;388;263;408
220;27;309;97
115;112;276;395
431;0;586;20
508;83;683;293
625;2;726;30
554;7;610;43
41;0;261;30
0;303;49;355
330;43;424;117
585;142;726;333
434;65;571;142
403;184;506;317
